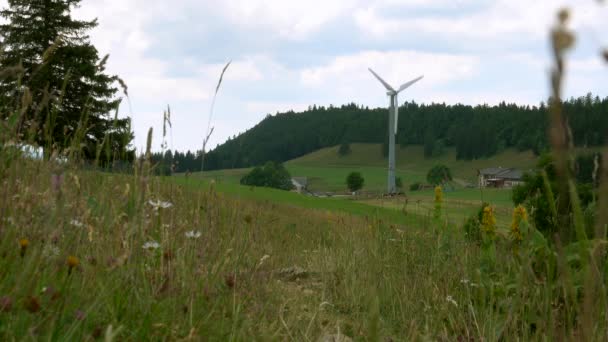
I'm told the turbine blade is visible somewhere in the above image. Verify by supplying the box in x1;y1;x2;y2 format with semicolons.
397;75;424;93
368;68;395;92
394;96;399;135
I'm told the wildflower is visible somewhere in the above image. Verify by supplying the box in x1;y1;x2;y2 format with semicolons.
67;256;79;275
460;278;470;285
70;219;84;228
446;295;458;307
24;296;41;313
42;245;60;258
481;205;497;239
434;186;443;219
258;254;270;267
510;205;528;243
0;296;12;312
185;230;201;239
142;241;160;250
19;238;29;257
148;200;173;210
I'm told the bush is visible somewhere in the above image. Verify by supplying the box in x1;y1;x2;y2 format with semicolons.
395;177;403;190
409;182;421;191
346;172;364;193
240;162;293;190
463;202;488;243
427;165;452;186
338;142;351;156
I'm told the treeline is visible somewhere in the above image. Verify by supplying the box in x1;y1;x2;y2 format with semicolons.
157;94;608;173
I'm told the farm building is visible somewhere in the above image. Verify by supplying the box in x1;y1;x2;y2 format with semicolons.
478;168;523;188
291;177;308;193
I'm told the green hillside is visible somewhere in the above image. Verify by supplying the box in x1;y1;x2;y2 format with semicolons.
286;144;538;192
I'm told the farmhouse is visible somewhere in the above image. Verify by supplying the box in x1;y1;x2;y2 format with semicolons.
291;177;308;193
478;167;523;188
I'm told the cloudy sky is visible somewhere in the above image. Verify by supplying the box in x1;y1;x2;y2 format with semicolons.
4;0;608;152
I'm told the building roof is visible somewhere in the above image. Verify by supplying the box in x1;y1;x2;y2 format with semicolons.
479;167;522;180
291;177;308;188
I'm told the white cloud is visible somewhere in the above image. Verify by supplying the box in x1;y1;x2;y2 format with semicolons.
217;0;359;39
1;0;606;151
354;0;608;44
301;50;478;88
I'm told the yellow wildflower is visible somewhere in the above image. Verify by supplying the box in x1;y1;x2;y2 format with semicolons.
510;205;528;243
434;186;443;219
67;256;79;275
481;205;497;239
19;239;29;257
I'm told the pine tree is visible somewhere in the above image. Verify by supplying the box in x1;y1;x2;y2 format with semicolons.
0;0;133;162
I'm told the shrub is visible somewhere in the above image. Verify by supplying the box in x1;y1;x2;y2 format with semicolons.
463;202;488;243
338;142;351;156
395;177;403;190
240;162;293;190
427;165;452;186
409;182;421;191
346;172;364;193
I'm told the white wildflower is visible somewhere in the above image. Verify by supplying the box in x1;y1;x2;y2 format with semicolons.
142;241;160;250
258;254;270;266
148;200;173;210
185;230;202;239
446;295;458;307
70;219;84;228
42;244;60;258
460;278;470;285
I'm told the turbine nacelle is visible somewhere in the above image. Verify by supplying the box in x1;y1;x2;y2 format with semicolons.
368;68;423;135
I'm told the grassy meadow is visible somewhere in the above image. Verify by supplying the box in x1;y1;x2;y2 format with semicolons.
3;144;608;340
0;152;475;340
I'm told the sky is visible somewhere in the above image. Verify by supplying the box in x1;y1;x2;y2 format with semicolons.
2;0;608;152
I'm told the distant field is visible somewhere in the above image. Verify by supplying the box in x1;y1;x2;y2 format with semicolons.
172;176;424;226
288;144;539;188
361;188;515;230
190;144;540;194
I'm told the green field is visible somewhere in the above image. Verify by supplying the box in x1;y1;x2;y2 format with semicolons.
172;176;424;227
191;144;539;193
288;144;539;191
188;144;523;227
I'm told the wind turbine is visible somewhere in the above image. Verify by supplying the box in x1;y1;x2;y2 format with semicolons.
368;68;423;194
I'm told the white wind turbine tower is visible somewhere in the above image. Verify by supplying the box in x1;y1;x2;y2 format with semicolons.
368;68;423;194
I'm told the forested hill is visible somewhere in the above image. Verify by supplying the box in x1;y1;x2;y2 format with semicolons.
163;94;607;172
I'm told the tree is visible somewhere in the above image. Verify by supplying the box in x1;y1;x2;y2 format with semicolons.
240;162;293;191
0;0;133;161
346;172;364;193
338;142;351;156
426;165;452;186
